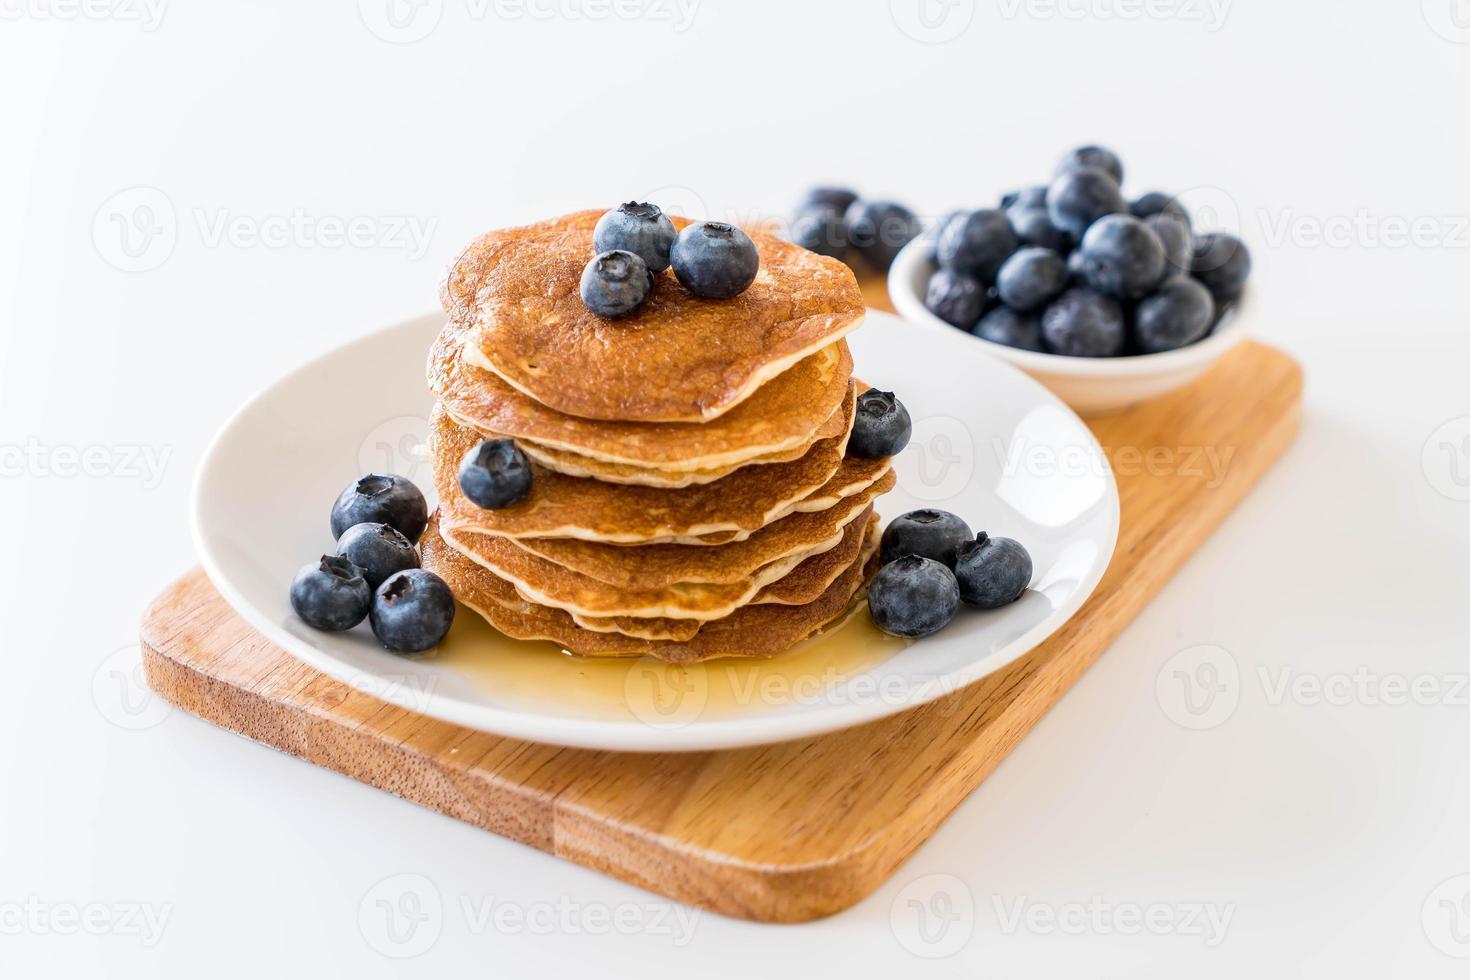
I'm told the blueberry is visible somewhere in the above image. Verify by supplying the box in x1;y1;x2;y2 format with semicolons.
973;306;1045;352
1046;167;1124;239
845;200;921;271
290;555;372;631
929;209;967;264
1078;214;1166;299
954;532;1032;609
996;247;1068;312
1133;275;1215;354
1056;145;1124;185
1131;192;1190;226
788;206;848;259
1066;247;1087;282
867;556;960;638
1191;233;1251;302
335;522;419;589
370;568;456;653
1146;213;1193;275
880;508;973;567
580;249;653;317
330;473;428;544
1041;287;1126;357
670;221;760;299
1006;205;1073;253
593;202;677;274
934;208;1017;282
797;186;859;214
924;268;986;329
458;438;532;509
1001;185;1047;210
848;389;911;459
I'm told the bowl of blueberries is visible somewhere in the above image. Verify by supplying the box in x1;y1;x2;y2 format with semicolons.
884;146;1253;416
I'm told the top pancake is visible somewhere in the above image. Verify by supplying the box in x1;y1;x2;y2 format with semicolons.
440;210;866;422
430;319;854;473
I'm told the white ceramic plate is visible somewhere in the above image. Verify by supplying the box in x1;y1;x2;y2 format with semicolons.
889;237;1250;416
192;310;1119;752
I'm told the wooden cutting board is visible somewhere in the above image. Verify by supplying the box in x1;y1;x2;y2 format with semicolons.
140;296;1300;923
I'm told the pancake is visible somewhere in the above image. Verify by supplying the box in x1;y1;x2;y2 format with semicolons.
432;396;859;544
431;319;854;471
422;514;879;663
503;468;895;590
494;382;853;488
439;505;874;621
566;516;879;640
440;210;866;422
751;516;878;605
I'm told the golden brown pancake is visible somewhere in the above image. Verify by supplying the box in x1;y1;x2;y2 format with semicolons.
439;210;866;422
495;382;853;488
751;516;878;605
564;517;879;640
502;468;895;589
439;505;874;621
432;397;864;544
422;514;879;663
431;319;854;471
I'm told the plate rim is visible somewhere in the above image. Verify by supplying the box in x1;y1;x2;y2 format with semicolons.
190;309;1120;752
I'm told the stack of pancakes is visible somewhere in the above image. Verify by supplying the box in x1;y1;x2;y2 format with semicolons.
421;210;895;663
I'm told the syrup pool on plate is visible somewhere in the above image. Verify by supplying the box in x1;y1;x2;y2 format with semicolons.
427;602;910;725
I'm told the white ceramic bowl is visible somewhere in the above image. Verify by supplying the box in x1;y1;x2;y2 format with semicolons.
192;310;1119;752
888;237;1249;416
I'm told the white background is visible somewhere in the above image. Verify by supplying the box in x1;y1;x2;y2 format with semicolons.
3;0;1470;976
